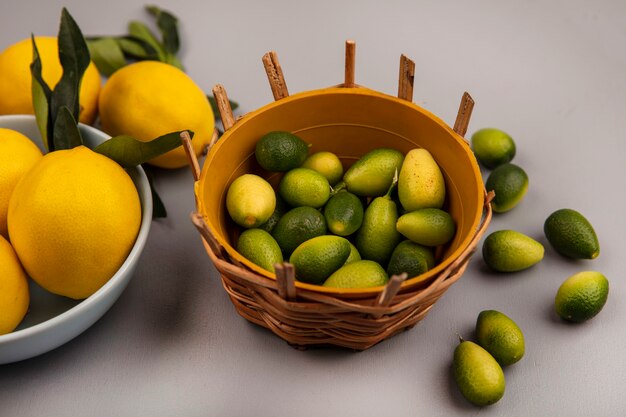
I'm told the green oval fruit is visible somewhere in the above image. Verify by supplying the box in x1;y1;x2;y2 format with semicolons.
345;243;361;264
476;310;525;366
555;271;609;322
271;206;327;255
226;174;276;228
255;131;309;172
453;340;505;407
343;148;404;197
258;196;288;234
279;167;330;208
301;151;344;185
396;209;455;247
290;235;351;284
323;191;364;236
485;163;528;213
355;195;401;265
471;128;516;169
544;208;599;259
236;229;283;273
398;148;445;211
322;260;388;289
387;240;434;278
482;230;544;272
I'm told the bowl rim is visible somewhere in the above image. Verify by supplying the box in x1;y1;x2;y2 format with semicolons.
198;86;484;296
0;114;153;345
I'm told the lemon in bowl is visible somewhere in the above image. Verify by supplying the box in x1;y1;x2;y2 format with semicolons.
0;115;152;364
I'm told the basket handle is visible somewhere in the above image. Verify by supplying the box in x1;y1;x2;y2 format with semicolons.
372;273;408;318
190;212;228;261
181;131;201;181
182;85;230;181
453;91;475;138
262;51;289;100
344;40;356;88
212;84;236;131
398;54;415;102
182;129;220;182
275;263;297;301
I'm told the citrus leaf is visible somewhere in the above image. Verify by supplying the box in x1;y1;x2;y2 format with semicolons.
146;5;180;55
93;130;193;168
53;106;83;150
117;36;159;59
128;21;166;62
151;184;167;218
51;8;91;130
144;169;167;218
164;53;184;71
87;37;127;77
30;35;53;151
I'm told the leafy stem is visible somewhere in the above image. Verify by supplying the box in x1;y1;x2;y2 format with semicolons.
86;6;239;118
30;8;194;219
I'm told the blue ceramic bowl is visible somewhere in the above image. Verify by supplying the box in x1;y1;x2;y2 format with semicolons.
0;115;152;364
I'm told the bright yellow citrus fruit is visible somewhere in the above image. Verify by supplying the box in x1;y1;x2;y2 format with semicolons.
0;128;42;239
0;235;29;335
0;36;101;125
98;61;214;169
7;146;141;299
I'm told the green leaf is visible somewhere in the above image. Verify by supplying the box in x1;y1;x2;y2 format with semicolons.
144;170;167;218
117;36;159;59
53;106;83;150
146;5;180;55
207;95;239;117
151;185;168;218
87;37;127;77
128;21;166;62
50;8;91;129
163;53;184;71
93;130;193;168
30;35;53;151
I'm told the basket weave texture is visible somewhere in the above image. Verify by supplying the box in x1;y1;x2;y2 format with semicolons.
192;191;492;351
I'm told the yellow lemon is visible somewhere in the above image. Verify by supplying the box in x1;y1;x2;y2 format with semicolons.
0;128;43;239
7;146;141;299
98;61;214;169
0;37;101;125
0;235;29;335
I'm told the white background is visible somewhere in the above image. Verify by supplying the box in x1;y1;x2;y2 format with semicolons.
1;1;625;416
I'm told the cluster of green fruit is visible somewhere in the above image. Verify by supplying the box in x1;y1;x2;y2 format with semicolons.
472;128;528;213
454;310;525;406
472;128;608;323
453;128;610;407
226;131;454;288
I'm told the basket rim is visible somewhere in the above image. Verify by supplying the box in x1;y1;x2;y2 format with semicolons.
196;85;484;298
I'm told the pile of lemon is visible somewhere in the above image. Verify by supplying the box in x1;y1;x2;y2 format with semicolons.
0;36;214;169
0;35;214;335
0;127;141;335
226;131;455;289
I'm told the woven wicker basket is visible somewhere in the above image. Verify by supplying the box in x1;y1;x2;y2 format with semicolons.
186;42;493;350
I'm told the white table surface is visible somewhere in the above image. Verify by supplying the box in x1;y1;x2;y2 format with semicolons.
1;1;625;416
